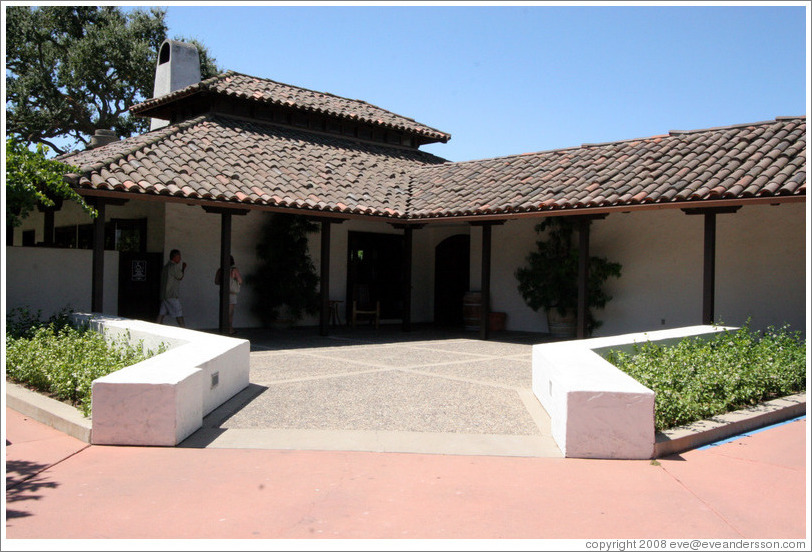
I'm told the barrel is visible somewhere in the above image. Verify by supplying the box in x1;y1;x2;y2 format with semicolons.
462;291;482;331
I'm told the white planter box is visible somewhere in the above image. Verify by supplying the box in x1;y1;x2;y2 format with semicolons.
73;314;250;446
532;325;735;459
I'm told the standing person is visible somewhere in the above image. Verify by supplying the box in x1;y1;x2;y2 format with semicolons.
215;255;243;335
157;249;187;327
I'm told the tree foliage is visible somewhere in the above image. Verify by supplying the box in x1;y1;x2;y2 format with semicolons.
5;137;95;228
248;214;321;324
5;5;221;155
515;216;622;333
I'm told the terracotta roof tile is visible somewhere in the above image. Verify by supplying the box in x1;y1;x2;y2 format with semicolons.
129;71;450;143
408;116;805;217
61;114;446;218
62;115;805;220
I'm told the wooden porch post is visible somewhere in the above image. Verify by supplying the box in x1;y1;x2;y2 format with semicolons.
391;223;424;332
702;212;716;325
402;225;413;332
480;223;492;340
204;206;249;334
683;206;741;326
43;211;55;246
468;220;505;340
91;198;106;313
320;220;331;337
37;197;62;247
218;211;232;334
576;216;590;339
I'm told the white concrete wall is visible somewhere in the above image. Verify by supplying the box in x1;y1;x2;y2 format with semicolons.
590;209;704;335
533;325;733;459
5;246;119;318
81;314;250;446
592;203;806;336
489;219;551;332
715;202;806;332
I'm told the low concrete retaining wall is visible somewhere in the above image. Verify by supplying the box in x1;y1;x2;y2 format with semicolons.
532;325;735;459
73;314;250;446
654;392;806;458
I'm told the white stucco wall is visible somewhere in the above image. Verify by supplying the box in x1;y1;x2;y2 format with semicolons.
482;202;806;336
12;199;166;253
5;246;119;317
489;219;551;332
592;202;806;336
591;209;705;336
162;203;265;330
9;198;805;335
714;202;806;332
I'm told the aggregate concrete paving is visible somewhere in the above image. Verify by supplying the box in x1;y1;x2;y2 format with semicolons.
181;325;562;457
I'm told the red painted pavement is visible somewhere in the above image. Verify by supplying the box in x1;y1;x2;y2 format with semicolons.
4;407;809;541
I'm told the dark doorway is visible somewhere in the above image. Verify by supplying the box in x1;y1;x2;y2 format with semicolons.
118;252;163;321
434;234;470;327
346;231;404;321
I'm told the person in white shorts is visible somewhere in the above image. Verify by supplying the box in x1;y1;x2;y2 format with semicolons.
215;255;243;335
157;248;187;327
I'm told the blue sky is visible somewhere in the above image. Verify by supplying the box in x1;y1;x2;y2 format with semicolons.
160;2;809;163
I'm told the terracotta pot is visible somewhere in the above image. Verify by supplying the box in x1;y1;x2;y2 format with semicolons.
489;312;507;332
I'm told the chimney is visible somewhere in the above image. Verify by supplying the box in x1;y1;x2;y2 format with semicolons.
87;129;118;149
150;40;201;130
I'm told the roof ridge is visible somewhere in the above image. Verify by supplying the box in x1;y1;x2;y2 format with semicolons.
224;70;400;113
129;72;233;113
666;116;805;136
223;70;451;139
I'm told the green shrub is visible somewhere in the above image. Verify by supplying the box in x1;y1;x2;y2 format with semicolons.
605;324;807;431
5;307;166;416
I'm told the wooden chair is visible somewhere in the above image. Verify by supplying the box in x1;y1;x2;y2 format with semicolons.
351;284;380;329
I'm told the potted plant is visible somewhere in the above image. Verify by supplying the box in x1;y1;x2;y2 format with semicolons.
248;213;320;328
515;216;622;337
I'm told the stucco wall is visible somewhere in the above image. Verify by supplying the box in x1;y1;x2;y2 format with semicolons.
8;198;805;336
12;199;166;253
715;202;806;332
591;203;806;336
162;203;265;329
492;202;806;336
5;246;119;317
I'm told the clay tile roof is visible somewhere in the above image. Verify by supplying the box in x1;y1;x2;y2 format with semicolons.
61;115;805;221
408;116;806;218
129;71;450;143
60;114;447;218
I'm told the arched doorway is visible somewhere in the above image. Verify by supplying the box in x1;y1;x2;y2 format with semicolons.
434;234;470;327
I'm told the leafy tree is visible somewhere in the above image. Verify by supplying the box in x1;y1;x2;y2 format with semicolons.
5;138;95;229
248;214;321;324
5;5;221;155
515;216;622;334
